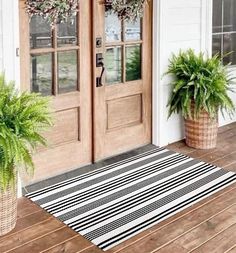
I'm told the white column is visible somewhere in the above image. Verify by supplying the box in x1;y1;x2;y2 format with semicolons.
1;0;22;197
1;0;20;86
152;0;165;147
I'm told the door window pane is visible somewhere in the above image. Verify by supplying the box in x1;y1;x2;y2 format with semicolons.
126;45;142;82
29;6;80;96
223;33;236;65
104;10;143;85
212;0;222;33
105;46;122;84
57;16;78;47
30;16;52;49
125;19;141;41
105;13;121;42
31;54;52;96
212;0;236;65
58;51;78;94
212;34;222;57
223;0;236;32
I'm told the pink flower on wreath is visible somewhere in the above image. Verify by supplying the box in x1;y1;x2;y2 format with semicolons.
25;0;79;27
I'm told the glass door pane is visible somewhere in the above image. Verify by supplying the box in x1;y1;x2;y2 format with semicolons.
58;50;78;93
30;54;53;96
105;46;122;84
30;16;52;49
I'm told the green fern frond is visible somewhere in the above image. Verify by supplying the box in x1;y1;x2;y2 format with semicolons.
0;73;52;191
166;49;236;119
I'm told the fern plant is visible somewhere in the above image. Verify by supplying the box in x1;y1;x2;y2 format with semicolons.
0;74;52;191
166;49;235;119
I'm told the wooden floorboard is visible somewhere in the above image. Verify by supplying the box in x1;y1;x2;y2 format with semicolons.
224;244;236;253
16;198;42;219
1;122;236;253
190;223;236;253
8;227;78;253
41;235;92;253
224;162;236;172
153;205;236;253
0;218;64;252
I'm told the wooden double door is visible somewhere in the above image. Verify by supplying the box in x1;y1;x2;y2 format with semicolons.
19;0;152;184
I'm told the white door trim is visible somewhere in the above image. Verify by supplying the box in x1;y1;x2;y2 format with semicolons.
2;0;20;87
152;0;162;147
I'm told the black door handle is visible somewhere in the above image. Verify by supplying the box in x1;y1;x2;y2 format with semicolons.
96;62;105;87
96;53;105;87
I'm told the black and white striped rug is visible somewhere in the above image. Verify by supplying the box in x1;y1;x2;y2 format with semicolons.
26;147;236;251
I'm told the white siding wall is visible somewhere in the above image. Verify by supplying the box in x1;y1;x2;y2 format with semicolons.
153;0;236;147
0;1;3;71
0;0;20;87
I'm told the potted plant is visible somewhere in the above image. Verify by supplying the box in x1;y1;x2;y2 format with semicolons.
167;49;235;149
0;74;52;235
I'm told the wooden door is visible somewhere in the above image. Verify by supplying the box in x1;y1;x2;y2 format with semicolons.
19;0;92;184
93;1;152;160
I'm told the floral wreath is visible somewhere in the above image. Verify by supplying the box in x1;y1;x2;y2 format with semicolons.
105;0;148;22
25;0;79;27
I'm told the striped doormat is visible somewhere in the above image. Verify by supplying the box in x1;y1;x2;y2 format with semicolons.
26;147;236;251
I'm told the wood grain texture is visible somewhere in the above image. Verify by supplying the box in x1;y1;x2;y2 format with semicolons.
224;245;236;253
154;205;236;253
93;0;152;161
43;108;80;146
107;95;142;130
41;235;92;253
78;247;105;253
19;0;92;185
8;227;77;253
190;224;236;253
0;218;63;252
16;198;41;219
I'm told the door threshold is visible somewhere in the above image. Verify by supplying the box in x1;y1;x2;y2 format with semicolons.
23;144;156;195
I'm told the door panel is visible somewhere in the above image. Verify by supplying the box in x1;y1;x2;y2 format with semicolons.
93;1;152;160
107;94;142;130
19;0;92;184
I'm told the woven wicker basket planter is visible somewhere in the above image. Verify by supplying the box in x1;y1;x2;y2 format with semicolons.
184;106;218;149
0;182;17;236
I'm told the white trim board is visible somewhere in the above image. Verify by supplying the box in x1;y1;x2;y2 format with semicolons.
152;0;163;147
2;0;20;87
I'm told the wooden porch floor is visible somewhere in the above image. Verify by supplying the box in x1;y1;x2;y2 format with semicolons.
1;122;236;253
